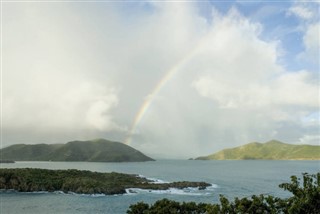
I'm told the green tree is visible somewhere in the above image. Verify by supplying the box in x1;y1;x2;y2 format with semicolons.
279;173;320;213
127;172;320;214
127;202;149;214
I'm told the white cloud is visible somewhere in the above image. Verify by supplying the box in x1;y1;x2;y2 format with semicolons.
3;77;121;131
119;6;317;158
191;8;318;110
287;6;314;20
2;3;125;141
298;134;320;145
192;69;318;110
286;2;319;64
273;71;318;107
3;2;319;157
190;10;279;110
86;93;126;132
302;23;320;62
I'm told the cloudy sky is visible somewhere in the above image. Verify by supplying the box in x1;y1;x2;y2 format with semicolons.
1;0;319;158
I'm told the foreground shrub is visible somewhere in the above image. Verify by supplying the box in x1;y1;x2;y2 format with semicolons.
127;172;320;214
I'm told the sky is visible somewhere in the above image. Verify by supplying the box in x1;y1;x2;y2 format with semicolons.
1;0;319;159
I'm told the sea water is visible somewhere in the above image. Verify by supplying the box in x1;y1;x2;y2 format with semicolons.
1;160;319;214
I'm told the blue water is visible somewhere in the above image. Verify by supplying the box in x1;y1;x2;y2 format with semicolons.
1;160;319;214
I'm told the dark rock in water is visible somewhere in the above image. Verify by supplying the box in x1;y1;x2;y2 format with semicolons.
128;189;137;194
0;168;211;195
198;186;206;190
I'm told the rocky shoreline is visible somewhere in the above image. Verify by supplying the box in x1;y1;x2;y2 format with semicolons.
0;168;211;195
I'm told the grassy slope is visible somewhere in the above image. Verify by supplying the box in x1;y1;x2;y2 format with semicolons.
196;140;320;160
0;139;154;162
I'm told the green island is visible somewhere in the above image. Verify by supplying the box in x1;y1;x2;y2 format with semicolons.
0;168;210;195
196;140;320;160
0;138;154;162
127;172;320;214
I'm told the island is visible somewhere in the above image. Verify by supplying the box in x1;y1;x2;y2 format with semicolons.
195;140;320;160
0;138;154;162
0;168;211;195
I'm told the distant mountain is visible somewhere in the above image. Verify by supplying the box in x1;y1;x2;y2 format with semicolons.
0;139;154;162
196;140;320;160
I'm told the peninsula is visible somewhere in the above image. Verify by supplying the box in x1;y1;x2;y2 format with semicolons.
0;168;211;195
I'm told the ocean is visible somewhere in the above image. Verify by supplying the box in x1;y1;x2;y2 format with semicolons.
1;160;319;214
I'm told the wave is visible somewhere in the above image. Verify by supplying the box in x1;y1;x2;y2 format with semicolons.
138;175;219;188
126;188;200;196
125;183;218;196
207;183;219;190
130;175;219;196
137;174;169;184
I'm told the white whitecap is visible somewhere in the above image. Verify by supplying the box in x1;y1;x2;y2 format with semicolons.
125;187;214;196
137;174;169;184
207;183;219;190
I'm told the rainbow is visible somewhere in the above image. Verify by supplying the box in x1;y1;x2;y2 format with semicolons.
124;33;211;145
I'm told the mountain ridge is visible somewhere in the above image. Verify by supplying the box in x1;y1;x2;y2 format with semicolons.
195;140;320;160
0;139;154;162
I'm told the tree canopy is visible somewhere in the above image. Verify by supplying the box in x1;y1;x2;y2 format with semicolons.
127;172;320;214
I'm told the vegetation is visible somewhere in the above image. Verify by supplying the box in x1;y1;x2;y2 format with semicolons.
0;138;154;162
196;140;320;160
0;168;211;195
127;172;320;214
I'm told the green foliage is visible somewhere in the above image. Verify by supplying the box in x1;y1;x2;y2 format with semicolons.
127;173;320;214
127;199;209;214
279;173;320;213
0;139;154;162
196;140;320;160
128;202;150;214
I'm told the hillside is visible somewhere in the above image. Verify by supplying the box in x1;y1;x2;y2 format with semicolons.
196;140;320;160
0;139;154;162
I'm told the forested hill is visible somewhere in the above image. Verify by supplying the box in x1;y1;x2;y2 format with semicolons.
0;139;154;162
196;140;320;160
